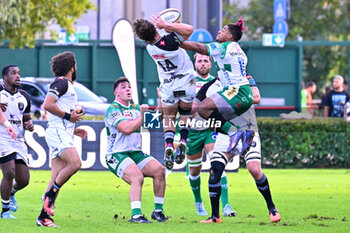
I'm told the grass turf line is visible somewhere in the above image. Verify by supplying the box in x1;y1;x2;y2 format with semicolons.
0;169;349;232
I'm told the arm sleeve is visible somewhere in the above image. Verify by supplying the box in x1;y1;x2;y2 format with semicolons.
196;78;218;102
48;78;68;99
19;89;31;114
205;42;223;57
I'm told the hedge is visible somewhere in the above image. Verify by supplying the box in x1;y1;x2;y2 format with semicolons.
244;117;350;168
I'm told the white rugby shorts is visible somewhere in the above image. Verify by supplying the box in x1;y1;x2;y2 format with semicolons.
0;139;29;165
159;79;196;106
45;127;75;159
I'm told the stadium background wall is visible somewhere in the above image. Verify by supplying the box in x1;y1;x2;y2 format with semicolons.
0;40;307;116
25;119;350;170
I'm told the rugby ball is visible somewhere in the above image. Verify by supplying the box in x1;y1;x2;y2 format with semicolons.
158;8;181;23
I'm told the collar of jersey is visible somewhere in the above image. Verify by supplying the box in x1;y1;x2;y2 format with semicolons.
151;36;163;45
2;84;18;95
114;100;131;108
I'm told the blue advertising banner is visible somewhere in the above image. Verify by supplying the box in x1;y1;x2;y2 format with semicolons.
25;121;239;171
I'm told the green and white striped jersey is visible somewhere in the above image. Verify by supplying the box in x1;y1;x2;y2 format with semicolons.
195;74;215;93
105;101;142;154
205;41;249;87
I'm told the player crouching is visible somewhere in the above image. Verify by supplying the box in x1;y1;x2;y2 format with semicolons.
105;77;166;223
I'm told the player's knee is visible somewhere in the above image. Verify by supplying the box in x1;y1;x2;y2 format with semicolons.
132;173;144;186
208;151;227;184
247;161;262;179
3;168;15;181
155;164;165;179
188;157;202;176
189;166;201;176
74;160;82;172
17;177;30;188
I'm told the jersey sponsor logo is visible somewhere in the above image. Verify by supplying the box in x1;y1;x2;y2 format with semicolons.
163;74;184;83
9;119;22;125
18;102;24;111
1;92;9;98
152;54;167;59
229;51;244;56
235;101;242;109
173;90;186;98
123;110;133;118
222;86;238;100
160;40;166;46
162;99;176;104
107;155;119;170
210;43;217;49
110;111;122;119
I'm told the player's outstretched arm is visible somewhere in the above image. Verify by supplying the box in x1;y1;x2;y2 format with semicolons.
180;41;208;55
152;16;193;40
117;104;149;135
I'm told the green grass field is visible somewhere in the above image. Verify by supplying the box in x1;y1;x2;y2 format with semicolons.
0;169;349;232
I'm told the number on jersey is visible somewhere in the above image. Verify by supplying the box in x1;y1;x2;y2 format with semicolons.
157;59;178;72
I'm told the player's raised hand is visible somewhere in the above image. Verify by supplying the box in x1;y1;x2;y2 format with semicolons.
140;104;149;114
24;119;34;132
7;125;17;139
74;128;88;139
70;110;84;123
152;15;168;30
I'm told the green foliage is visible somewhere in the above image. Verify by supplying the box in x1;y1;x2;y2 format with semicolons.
223;0;350;96
252;117;350;168
0;0;95;49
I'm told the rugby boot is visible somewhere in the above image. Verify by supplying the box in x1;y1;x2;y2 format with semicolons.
241;130;255;156
174;139;186;164
269;208;281;223
200;215;221;223
129;215;153;223
164;143;174;170
227;130;244;153
151;210;166;222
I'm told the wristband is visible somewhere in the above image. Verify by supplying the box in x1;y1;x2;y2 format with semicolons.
3;120;11;128
63;112;71;121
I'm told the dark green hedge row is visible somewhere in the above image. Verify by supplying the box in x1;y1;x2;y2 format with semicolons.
243;118;350;168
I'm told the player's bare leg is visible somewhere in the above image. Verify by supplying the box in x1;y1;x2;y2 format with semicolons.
123;164;152;223
9;162;30;212
142;160;166;222
247;161;280;222
43;148;81;216
0;157;16;219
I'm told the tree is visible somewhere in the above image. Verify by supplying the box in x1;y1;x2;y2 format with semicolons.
223;0;350;97
0;0;95;49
